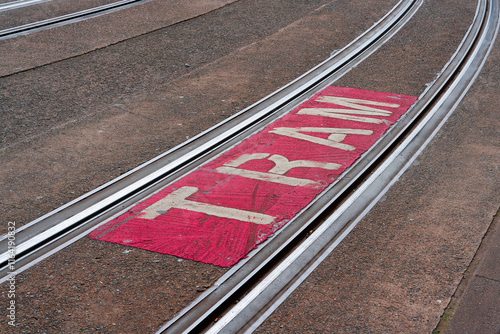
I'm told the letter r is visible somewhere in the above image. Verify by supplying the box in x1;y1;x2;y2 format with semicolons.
216;154;340;187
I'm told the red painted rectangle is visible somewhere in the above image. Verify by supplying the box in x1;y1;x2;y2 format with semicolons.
90;86;417;266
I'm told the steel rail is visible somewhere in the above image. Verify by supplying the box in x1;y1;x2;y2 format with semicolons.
0;0;419;284
0;0;145;38
0;0;52;12
203;0;498;332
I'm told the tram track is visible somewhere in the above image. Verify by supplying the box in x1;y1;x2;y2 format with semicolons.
158;0;498;332
0;0;145;38
0;0;53;12
0;0;497;332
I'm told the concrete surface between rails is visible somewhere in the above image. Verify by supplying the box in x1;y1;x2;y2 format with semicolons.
0;0;498;333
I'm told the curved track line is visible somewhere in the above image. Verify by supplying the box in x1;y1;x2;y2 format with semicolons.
206;0;498;332
0;0;52;12
0;0;145;38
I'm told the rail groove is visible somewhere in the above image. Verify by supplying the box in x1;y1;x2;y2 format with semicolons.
0;0;144;38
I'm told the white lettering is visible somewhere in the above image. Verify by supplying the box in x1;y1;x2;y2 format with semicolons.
141;186;275;224
216;153;340;186
297;96;400;124
269;127;372;151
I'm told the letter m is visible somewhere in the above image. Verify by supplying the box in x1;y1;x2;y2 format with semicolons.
298;96;400;124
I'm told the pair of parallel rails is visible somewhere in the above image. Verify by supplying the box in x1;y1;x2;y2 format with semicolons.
0;0;498;332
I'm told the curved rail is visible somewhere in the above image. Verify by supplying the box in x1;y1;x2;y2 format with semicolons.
0;0;497;332
0;0;52;12
0;0;145;38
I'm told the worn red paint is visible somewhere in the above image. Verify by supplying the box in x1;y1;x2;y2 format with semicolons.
90;86;417;267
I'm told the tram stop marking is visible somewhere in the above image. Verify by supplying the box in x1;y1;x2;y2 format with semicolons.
90;86;417;267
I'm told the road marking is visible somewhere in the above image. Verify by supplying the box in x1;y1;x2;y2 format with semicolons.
269;127;373;151
90;86;417;267
141;186;276;224
298;96;399;124
216;154;340;187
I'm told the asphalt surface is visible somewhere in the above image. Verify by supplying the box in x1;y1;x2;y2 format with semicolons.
0;0;498;333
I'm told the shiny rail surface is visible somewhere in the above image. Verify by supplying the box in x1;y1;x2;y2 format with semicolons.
157;0;499;331
0;0;52;12
0;0;144;38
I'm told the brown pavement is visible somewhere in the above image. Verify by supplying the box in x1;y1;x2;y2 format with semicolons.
445;211;500;334
1;0;404;332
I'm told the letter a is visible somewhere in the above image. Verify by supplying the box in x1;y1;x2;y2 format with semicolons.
269;127;372;151
298;96;400;124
